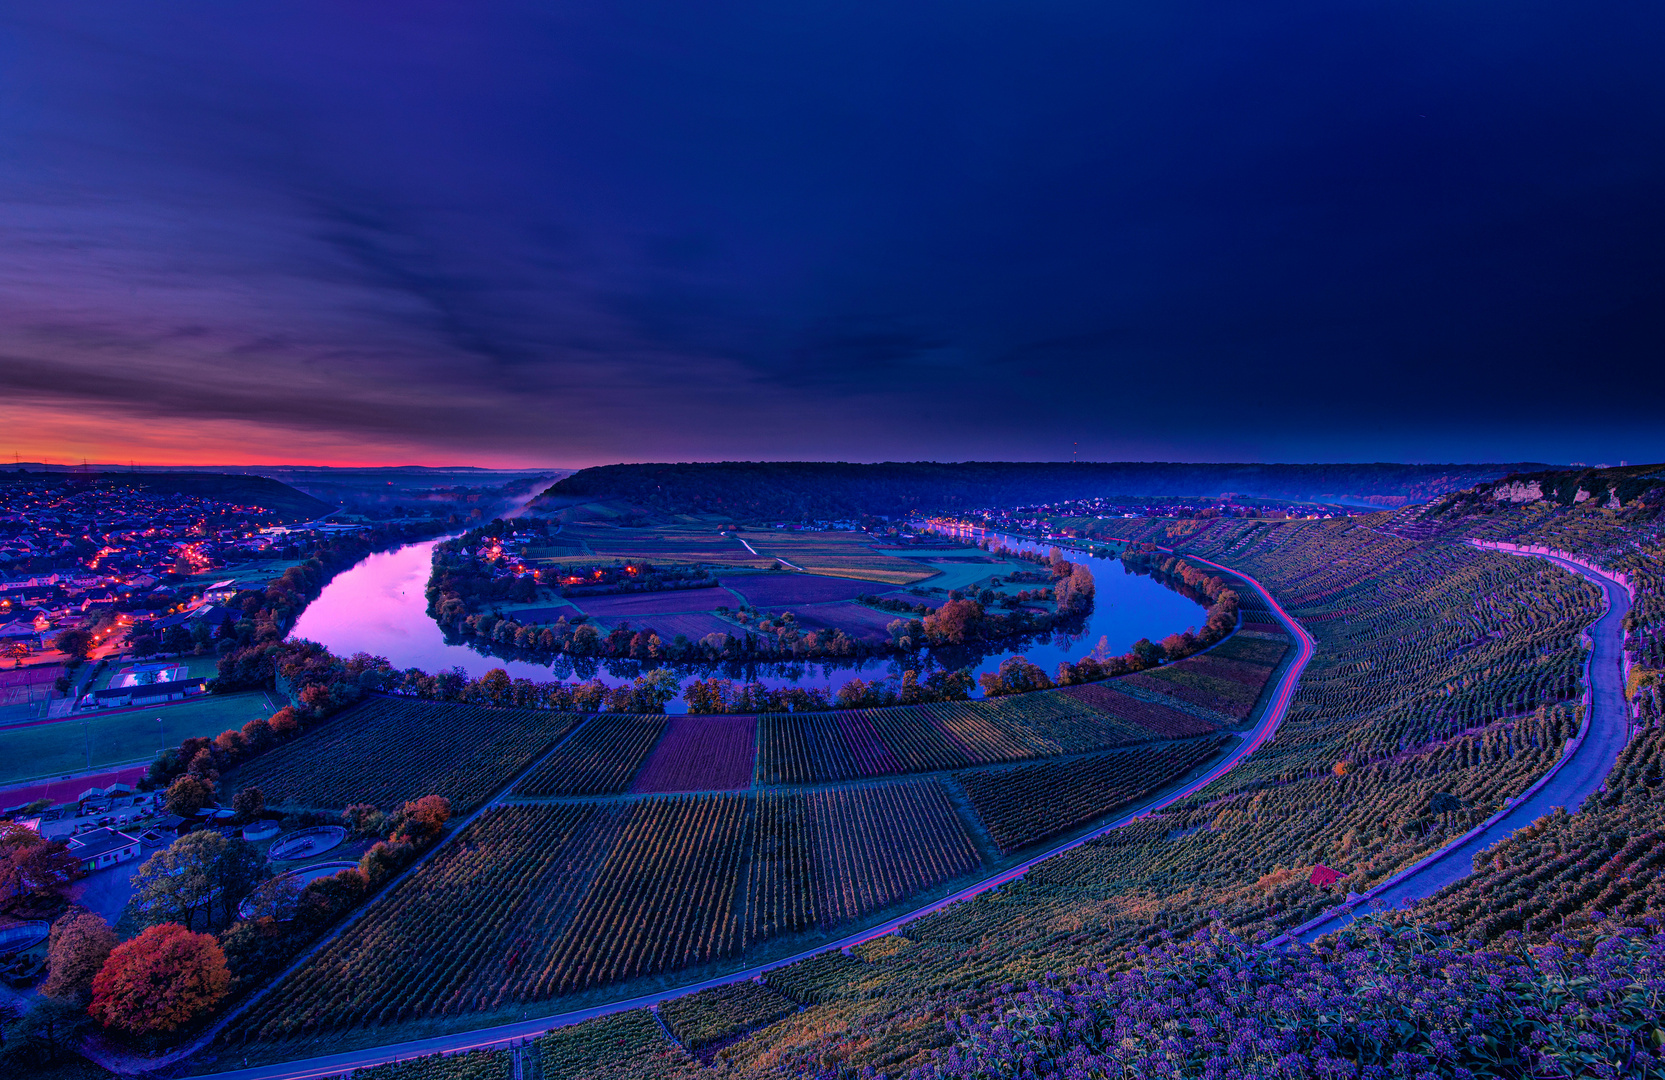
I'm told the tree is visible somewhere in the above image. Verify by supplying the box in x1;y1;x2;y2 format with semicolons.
2;996;87;1068
126;831;224;931
165;774;215;817
231;786;265;823
342;803;387;838
923;598;984;644
40;910;117;1003
210;837;267;927
89;923;230;1034
0;822;81;900
52;628;92;662
1054;564;1096;616
392;795;450;846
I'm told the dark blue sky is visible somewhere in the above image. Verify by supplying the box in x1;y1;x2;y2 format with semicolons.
2;1;1662;466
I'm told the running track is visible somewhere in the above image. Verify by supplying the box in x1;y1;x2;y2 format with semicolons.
189;556;1317;1080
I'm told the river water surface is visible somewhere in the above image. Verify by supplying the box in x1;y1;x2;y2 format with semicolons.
289;535;1204;711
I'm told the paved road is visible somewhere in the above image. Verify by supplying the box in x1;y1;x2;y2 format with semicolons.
189;561;1317;1080
1296;547;1633;942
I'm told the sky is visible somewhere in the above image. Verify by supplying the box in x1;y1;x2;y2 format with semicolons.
2;1;1663;469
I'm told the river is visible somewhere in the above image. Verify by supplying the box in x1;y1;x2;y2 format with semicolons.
288;534;1205;711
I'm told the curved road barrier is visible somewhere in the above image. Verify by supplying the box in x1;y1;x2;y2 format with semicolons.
191;556;1318;1080
1279;542;1635;945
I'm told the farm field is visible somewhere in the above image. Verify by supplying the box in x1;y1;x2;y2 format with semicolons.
544;524;769;568
232;778;986;1043
720;573;883;606
732;532;937;585
204;472;1665;1078
957;735;1232;854
0;691;273;786
631;714;756;792
512;712;667;797
567;587;742;619
224;697;586;812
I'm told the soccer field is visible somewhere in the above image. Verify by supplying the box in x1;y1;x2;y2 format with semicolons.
0;692;276;787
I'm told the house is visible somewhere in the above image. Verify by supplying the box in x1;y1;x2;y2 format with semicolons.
201;579;238;603
67;827;142;872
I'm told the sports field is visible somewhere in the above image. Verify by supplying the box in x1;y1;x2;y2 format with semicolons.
0;691;275;786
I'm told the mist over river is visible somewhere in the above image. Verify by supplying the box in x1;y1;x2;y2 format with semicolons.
288;534;1205;713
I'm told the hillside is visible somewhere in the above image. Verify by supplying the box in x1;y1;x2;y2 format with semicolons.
0;469;333;519
535;460;1548;521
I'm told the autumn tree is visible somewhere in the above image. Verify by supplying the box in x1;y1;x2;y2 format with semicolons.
0;822;81;901
1054;563;1096;616
231;786;265;823
978;655;1055;697
89;923;230;1034
40;910;117;1003
164;774;215;817
391;795;451;846
923;597;984;644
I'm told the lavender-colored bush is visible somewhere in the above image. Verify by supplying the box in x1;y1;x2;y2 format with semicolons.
906;917;1665;1080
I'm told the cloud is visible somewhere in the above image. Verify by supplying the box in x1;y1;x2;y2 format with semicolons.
1;0;1663;466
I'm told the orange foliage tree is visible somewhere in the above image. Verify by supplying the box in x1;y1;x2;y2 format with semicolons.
88;923;230;1034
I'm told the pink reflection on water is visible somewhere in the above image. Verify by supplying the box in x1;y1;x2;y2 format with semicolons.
287;540;553;682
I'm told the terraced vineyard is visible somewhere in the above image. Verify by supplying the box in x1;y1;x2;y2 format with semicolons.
958;735;1233;854
659;981;798;1051
223;698;586;812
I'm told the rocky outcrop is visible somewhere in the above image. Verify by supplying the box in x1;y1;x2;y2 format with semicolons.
1491;480;1544;503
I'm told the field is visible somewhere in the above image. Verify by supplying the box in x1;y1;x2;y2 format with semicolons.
720;573;884;606
0;691;274;787
631;714;756;792
512;713;667;796
223;482;1665;1078
957;736;1232;854
233;778;986;1042
541;524;769;569
732;532;937;585
224;697;586;812
659;982;798;1051
568;587;742;619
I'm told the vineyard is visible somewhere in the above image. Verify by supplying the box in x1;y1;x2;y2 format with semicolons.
750;688;1218;786
631;714;756;792
512;713;667;796
658;981;798;1050
223;698;585;812
200;470;1665;1080
232;776;987;1040
958;735;1232;854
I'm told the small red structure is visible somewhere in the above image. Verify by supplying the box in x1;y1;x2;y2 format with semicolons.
1310;864;1343;890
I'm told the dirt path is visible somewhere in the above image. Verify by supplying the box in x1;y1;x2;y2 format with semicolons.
1287;544;1633;943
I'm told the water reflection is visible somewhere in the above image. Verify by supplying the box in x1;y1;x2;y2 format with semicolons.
288;534;1204;712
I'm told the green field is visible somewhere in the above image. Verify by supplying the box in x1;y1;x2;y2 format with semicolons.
190;559;303;587
0;692;276;786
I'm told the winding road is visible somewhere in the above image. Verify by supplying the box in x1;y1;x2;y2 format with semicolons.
191;558;1317;1080
1289;544;1634;943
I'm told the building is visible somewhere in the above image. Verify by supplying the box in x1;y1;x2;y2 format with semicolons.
67;827;142;873
201;579;238;603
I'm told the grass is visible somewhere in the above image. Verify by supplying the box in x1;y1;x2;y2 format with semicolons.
0;691;275;786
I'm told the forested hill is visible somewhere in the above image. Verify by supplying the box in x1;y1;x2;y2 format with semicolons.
536;461;1546;520
0;469;334;519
